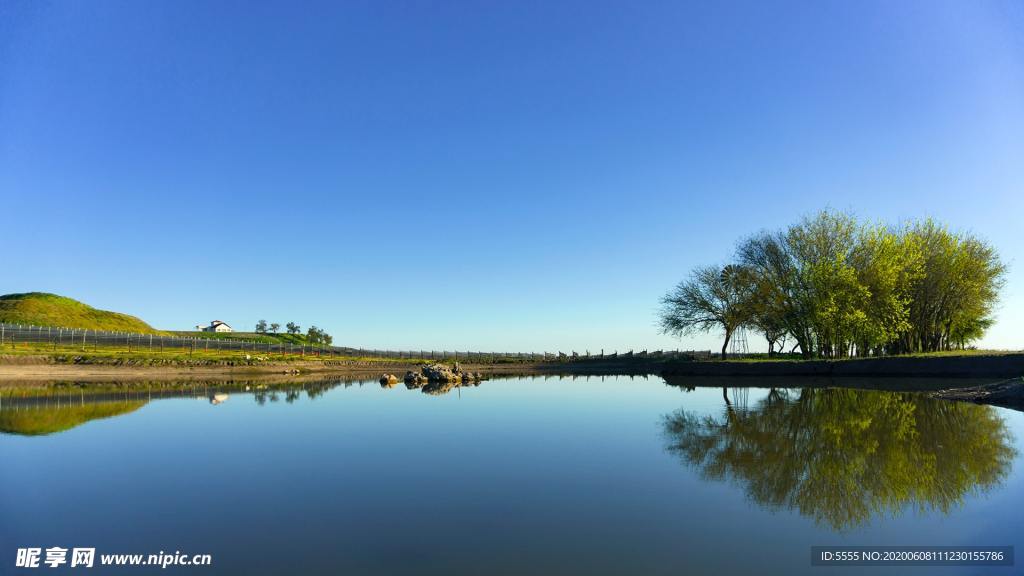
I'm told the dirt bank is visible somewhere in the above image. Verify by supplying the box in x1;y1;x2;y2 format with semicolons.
3;353;1021;384
660;354;1024;379
0;359;423;383
0;358;590;384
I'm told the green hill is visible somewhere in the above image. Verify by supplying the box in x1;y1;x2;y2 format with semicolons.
0;293;162;334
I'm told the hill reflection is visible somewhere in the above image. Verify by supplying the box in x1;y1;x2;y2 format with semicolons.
662;388;1016;531
0;400;147;436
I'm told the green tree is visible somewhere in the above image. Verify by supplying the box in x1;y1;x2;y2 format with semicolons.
286;322;300;335
269;322;280;334
255;319;268;334
729;211;1004;357
900;220;1006;352
847;223;921;355
659;264;757;358
305;325;333;346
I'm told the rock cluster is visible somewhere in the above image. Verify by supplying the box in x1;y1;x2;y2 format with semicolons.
396;363;487;386
423;362;485;383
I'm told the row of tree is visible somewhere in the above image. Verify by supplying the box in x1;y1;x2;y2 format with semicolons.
659;211;1006;358
255;320;333;345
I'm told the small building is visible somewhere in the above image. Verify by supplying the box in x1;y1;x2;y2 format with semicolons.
196;320;233;333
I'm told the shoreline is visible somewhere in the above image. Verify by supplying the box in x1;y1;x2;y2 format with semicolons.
1;352;1022;383
659;353;1024;379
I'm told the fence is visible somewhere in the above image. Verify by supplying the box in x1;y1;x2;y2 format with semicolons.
0;322;712;363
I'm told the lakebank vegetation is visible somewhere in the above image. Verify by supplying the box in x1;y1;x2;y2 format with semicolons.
660;211;1007;359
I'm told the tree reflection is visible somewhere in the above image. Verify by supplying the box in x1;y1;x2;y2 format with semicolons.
662;388;1016;531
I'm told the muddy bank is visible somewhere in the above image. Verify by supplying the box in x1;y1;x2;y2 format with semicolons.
932;378;1024;410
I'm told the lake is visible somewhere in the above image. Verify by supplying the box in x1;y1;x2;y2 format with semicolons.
2;375;1022;575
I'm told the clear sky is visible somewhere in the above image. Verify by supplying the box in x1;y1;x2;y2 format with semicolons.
1;0;1022;353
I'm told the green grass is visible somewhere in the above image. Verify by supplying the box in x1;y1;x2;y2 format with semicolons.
0;292;162;334
169;331;317;346
0;341;432;365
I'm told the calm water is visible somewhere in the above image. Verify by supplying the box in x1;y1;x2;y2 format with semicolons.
2;375;1022;575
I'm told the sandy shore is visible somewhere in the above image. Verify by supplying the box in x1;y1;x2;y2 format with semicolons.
0;361;422;383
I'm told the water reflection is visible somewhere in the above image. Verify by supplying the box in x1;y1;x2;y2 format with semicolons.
0;375;485;435
662;388;1016;531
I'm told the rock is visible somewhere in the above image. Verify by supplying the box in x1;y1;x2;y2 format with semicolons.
379;374;399;387
421;363;461;383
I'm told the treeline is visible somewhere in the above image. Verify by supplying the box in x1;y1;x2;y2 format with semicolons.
660;211;1006;359
255;319;333;345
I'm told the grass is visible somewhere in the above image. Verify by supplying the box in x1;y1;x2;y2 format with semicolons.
0;292;162;334
169;331;318;346
0;341;436;365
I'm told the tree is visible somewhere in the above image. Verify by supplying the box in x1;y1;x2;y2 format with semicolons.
659;264;756;358
269;323;280;334
737;230;815;357
748;279;788;356
847;222;920;355
668;211;1005;358
286;322;300;335
785;210;868;358
305;325;334;346
901;220;1006;353
255;319;268;334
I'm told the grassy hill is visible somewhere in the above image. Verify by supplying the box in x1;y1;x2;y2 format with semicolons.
0;293;163;334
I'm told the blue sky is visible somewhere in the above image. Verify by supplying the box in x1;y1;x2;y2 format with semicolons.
1;0;1022;353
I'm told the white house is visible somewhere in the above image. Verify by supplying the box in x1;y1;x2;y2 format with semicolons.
196;320;233;333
